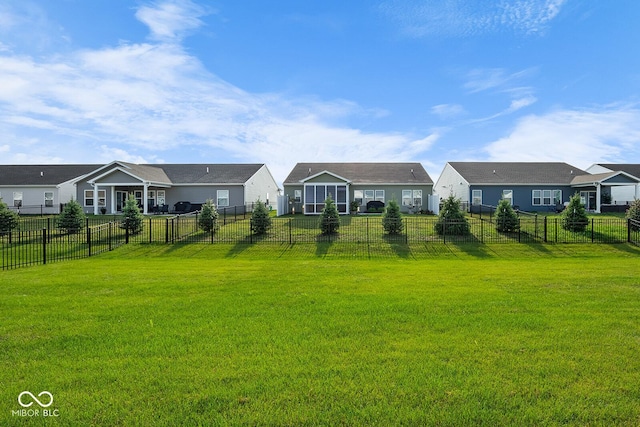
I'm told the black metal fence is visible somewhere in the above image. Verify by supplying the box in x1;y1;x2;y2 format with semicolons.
3;215;639;270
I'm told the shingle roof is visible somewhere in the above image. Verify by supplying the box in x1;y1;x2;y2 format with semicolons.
144;164;264;184
284;163;433;185
448;162;587;185
0;164;99;186
595;164;640;179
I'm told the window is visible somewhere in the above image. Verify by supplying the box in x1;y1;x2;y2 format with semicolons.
44;192;54;207
294;190;301;203
13;192;23;208
533;189;562;206
217;190;229;207
472;190;482;206
402;190;423;207
134;191;143;207
304;184;348;213
353;190;363;207
375;190;385;202
84;190;106;206
157;190;166;205
364;190;374;206
147;190;156;207
502;190;513;205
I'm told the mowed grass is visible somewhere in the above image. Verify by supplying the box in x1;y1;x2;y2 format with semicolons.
1;244;640;426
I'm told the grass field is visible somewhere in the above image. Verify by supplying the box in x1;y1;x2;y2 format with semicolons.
1;243;640;426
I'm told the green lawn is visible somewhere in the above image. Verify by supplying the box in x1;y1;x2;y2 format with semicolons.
1;244;640;426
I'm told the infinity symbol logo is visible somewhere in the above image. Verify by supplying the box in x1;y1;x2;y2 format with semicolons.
18;391;54;408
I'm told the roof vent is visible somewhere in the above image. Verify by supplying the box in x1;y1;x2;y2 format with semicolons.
308;167;312;176
570;170;573;174
206;167;209;174
40;171;44;177
493;169;496;174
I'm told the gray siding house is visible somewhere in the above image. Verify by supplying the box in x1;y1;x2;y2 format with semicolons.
283;162;434;214
0;162;279;215
75;161;279;215
435;162;589;212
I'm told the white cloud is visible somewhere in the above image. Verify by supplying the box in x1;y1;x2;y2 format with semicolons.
431;104;466;119
0;0;437;183
484;107;640;169
380;0;566;38
135;0;210;42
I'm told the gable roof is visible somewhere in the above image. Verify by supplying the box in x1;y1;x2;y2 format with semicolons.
447;162;587;185
592;164;640;180
284;163;433;185
570;170;640;186
151;163;265;184
0;164;99;186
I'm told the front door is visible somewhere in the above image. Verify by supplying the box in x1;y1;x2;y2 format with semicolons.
580;191;596;211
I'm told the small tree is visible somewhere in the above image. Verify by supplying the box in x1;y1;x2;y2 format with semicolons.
434;194;470;235
382;199;403;235
0;199;19;236
495;198;520;233
626;199;640;231
120;193;144;234
251;200;272;235
198;199;219;233
319;195;340;235
57;198;86;234
561;193;589;232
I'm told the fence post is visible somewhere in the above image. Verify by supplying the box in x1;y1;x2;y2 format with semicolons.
149;217;152;243
543;216;547;242
591;219;594;243
443;218;446;244
480;217;484;243
42;228;47;265
628;218;632;243
518;218;521;243
250;220;253;244
125;226;129;244
366;217;369;244
555;217;558;243
289;218;292;245
86;218;91;256
109;221;113;251
165;218;169;243
47;217;51;243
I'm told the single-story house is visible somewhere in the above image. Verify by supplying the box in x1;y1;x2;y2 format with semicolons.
0;164;99;214
282;162;435;214
1;161;279;215
435;162;589;212
585;164;640;204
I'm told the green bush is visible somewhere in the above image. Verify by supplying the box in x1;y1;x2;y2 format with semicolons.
495;199;520;232
434;194;470;235
57;199;86;234
382;200;403;235
198;199;219;233
251;200;272;235
626;199;640;231
319;196;340;235
120;193;144;234
561;193;589;232
0;199;19;236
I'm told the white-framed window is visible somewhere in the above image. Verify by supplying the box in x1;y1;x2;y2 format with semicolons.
532;189;563;206
294;190;301;203
84;189;106;206
13;192;23;208
353;190;363;206
303;184;347;213
472;190;482;206
134;191;143;207
217;190;229;207
157;190;166;205
44;191;54;207
147;190;156;207
375;190;385;202
402;190;423;207
502;189;513;205
364;190;375;206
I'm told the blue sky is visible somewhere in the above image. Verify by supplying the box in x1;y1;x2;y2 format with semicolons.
1;0;639;184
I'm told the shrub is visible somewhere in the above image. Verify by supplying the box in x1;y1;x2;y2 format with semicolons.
120;193;144;234
626;199;640;231
57;199;86;234
382;200;403;235
561;193;589;232
0;199;19;236
495;199;520;232
434;194;470;235
251;200;272;235
319;195;340;235
198;199;219;233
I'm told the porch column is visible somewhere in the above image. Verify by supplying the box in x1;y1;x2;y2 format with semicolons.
93;184;99;215
143;183;149;215
110;186;116;214
595;183;601;213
